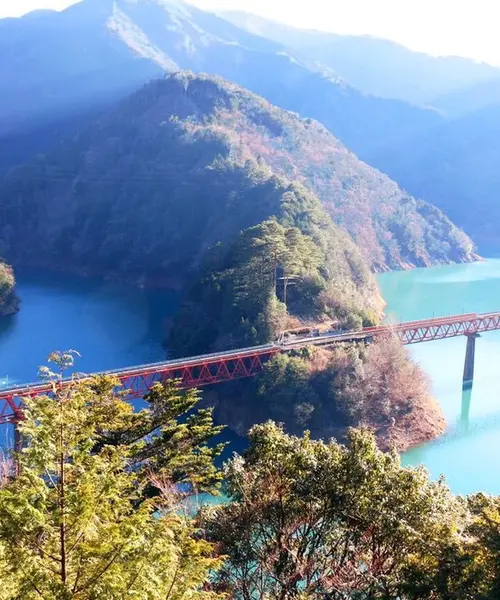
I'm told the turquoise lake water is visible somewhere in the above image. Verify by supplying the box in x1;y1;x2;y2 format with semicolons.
1;262;499;493
378;259;500;495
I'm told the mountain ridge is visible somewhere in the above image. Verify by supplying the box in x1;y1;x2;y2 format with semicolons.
0;72;475;278
220;10;500;107
372;102;500;251
0;0;443;168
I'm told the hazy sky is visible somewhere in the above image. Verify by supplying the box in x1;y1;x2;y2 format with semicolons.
2;0;500;66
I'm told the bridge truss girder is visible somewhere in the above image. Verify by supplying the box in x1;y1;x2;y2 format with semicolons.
1;312;500;427
0;349;280;426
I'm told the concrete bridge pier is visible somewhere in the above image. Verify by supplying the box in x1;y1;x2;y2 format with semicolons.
463;333;480;389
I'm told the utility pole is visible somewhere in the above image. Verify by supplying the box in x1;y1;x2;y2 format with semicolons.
277;270;299;308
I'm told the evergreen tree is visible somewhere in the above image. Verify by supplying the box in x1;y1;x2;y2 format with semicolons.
203;421;469;599
0;353;223;599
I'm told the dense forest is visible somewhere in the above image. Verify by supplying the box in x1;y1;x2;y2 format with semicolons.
0;362;498;599
0;73;474;275
1;0;497;255
0;72;473;442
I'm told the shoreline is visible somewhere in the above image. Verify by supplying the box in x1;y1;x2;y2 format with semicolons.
4;261;453;456
376;394;447;454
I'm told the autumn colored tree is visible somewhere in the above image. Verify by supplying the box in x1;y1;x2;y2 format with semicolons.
0;352;223;599
203;421;467;599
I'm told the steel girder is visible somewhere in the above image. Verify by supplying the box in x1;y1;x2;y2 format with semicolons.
1;312;500;425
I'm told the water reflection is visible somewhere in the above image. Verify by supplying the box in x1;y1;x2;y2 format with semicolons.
379;260;500;494
459;385;472;433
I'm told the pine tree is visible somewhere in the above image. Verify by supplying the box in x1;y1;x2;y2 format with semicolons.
0;352;223;599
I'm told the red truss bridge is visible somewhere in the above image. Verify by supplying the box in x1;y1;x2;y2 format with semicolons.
362;312;500;345
0;311;499;427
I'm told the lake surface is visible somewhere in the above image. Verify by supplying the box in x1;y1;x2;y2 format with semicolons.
378;259;500;495
0;269;177;388
2;263;500;494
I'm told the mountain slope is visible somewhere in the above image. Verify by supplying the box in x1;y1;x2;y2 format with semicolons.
373;104;500;251
0;0;442;167
0;72;387;351
0;73;474;277
221;10;500;106
432;77;500;117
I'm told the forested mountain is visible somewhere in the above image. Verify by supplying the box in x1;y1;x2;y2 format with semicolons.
0;73;473;278
0;0;442;169
221;10;500;106
373;103;500;251
0;73;388;351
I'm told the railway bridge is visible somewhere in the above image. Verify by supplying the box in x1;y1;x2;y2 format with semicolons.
0;311;499;428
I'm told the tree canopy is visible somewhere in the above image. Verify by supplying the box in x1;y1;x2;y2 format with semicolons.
203;421;499;599
0;353;224;599
0;355;498;599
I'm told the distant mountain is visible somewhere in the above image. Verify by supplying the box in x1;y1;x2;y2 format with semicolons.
0;73;474;282
373;103;500;251
432;77;500;117
221;10;500;107
0;0;442;168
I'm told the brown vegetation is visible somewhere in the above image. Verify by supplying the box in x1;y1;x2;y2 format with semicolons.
205;336;445;452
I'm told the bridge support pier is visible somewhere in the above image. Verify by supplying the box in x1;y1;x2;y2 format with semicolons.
463;333;480;389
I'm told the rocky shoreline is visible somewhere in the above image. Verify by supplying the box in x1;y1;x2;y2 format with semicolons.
375;394;447;453
211;393;447;457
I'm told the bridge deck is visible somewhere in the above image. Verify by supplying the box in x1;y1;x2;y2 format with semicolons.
0;311;498;424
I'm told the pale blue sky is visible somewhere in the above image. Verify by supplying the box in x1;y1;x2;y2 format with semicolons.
2;0;500;66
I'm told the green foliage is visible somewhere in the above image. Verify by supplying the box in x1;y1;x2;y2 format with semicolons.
203;422;464;599
465;494;500;598
0;261;18;316
101;378;227;496
170;179;381;355
37;352;226;498
0;363;223;599
208;336;431;442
